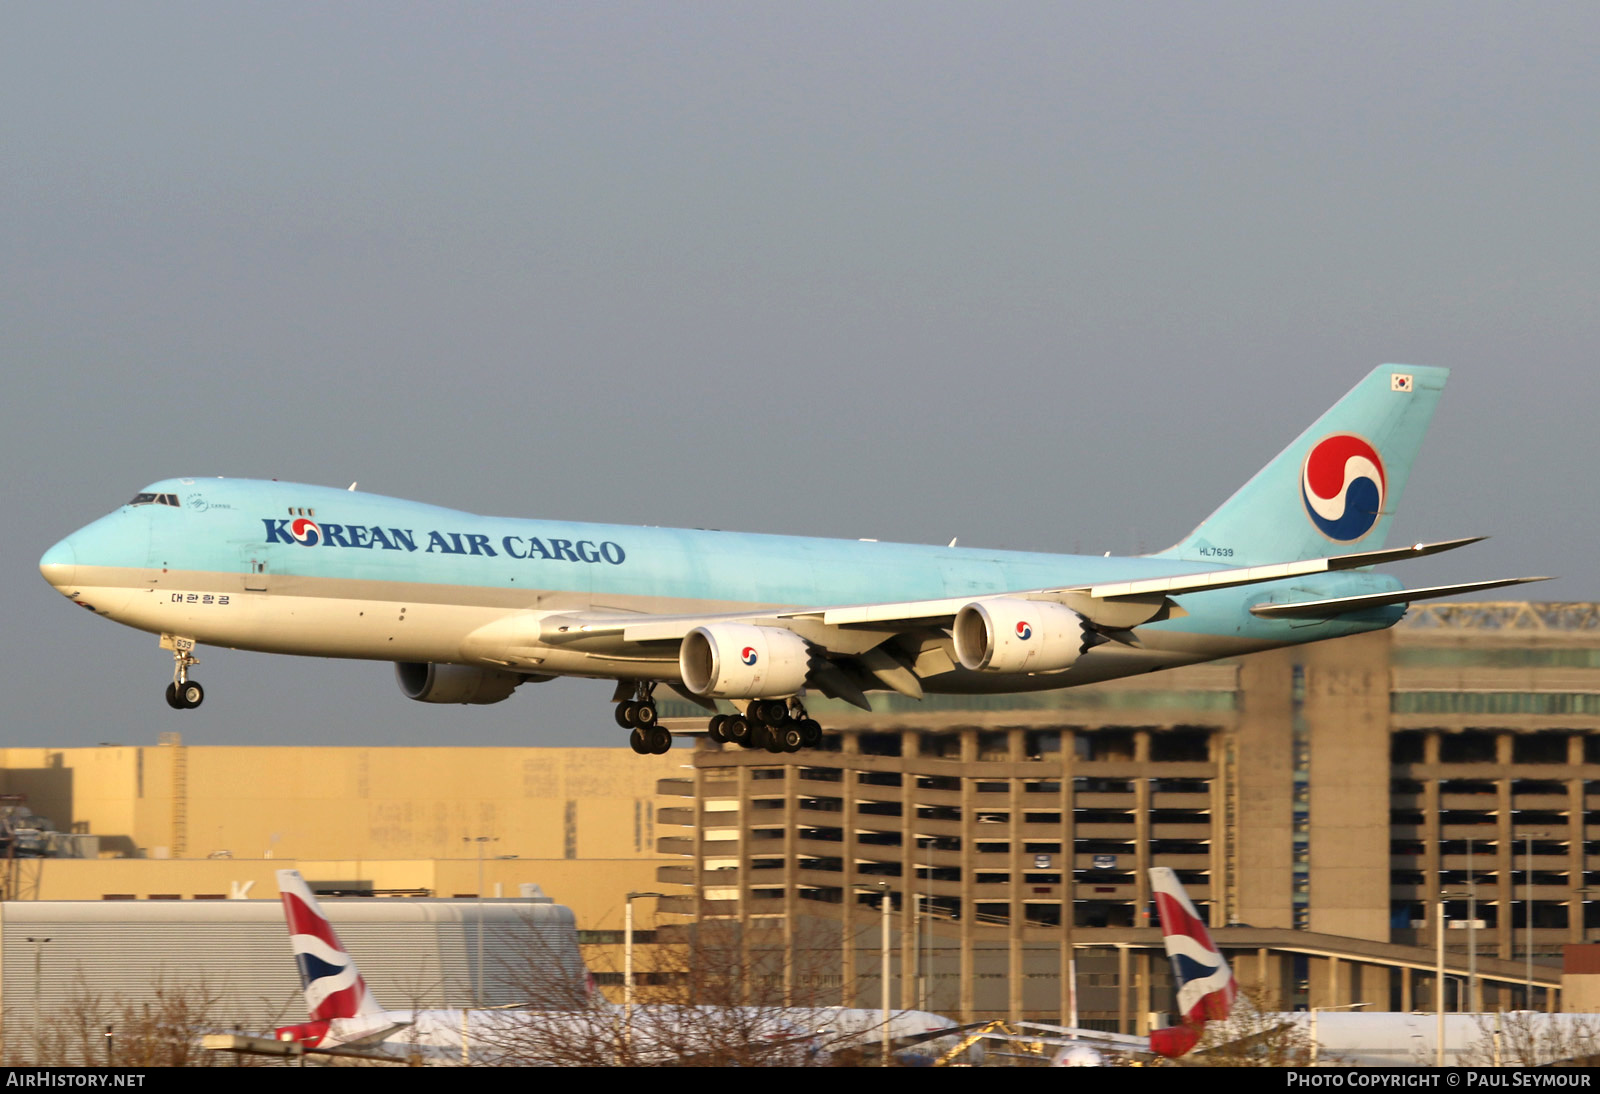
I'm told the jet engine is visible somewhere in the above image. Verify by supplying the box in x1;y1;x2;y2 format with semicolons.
952;599;1097;674
395;662;523;704
679;623;810;699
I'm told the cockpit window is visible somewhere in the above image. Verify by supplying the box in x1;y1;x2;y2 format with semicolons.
127;493;181;508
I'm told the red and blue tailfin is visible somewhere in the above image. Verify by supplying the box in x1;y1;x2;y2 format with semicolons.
274;868;391;1047
1147;866;1238;1058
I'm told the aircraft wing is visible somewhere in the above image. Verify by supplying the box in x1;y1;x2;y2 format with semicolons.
528;536;1496;648
466;537;1524;706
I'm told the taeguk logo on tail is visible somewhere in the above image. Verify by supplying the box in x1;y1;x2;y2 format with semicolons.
1015;621;1032;640
1301;434;1386;542
741;647;759;666
288;517;322;546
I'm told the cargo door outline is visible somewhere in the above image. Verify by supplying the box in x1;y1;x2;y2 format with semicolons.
241;545;275;592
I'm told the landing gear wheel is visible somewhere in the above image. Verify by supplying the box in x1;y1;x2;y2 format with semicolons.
799;719;823;748
634;702;658;727
708;715;728;743
615;701;640;728
166;639;201;710
723;716;751;747
629;727;650;754
647;726;672;754
778;724;804;753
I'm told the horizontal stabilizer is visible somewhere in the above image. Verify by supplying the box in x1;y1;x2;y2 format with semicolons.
1090;537;1485;601
1248;576;1553;619
202;1032;409;1063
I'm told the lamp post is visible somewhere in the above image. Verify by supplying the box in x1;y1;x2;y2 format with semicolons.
463;835;497;1007
624;889;665;1054
1524;830;1552;1009
923;837;933;1012
854;882;892;1065
1443;876;1481;1014
1436;894;1447;1067
26;936;50;1065
1527;832;1534;1007
1466;836;1479;1012
914;836;934;1012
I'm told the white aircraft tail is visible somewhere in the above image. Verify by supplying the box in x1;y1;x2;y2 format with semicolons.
1146;867;1239;1058
274;869;404;1047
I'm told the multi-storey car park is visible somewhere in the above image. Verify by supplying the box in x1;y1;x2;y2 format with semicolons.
654;603;1600;1025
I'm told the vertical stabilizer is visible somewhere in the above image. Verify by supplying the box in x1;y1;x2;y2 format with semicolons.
1156;365;1447;564
1150;866;1237;1023
275;869;391;1046
1147;866;1238;1058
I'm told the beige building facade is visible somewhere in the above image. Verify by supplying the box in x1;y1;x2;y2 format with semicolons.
0;746;679;936
4;603;1598;1029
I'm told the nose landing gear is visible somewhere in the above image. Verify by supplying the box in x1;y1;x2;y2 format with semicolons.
165;680;205;710
163;636;204;710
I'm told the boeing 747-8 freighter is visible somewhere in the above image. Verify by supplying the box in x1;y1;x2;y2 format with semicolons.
40;365;1543;753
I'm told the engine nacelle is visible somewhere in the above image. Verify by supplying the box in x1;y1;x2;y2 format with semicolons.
679;624;810;699
395;662;522;705
952;599;1095;674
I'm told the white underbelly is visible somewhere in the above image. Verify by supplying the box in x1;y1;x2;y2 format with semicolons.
102;582;507;662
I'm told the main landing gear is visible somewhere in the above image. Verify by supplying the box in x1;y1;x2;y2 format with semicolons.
616;683;671;755
707;698;823;754
164;640;204;710
612;685;825;756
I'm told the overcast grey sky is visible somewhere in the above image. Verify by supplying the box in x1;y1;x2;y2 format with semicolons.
6;2;1596;748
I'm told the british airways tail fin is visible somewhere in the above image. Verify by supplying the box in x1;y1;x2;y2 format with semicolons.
1146;866;1238;1058
274;869;396;1048
1155;365;1447;565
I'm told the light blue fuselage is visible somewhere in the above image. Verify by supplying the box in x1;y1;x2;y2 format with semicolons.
40;477;1402;696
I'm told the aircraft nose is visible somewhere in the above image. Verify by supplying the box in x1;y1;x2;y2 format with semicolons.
40;536;78;590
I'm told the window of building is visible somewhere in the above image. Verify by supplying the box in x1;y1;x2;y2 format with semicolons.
1392;732;1427;763
1439;732;1498;764
1513;735;1570;764
858;733;902;757
1151;729;1209;761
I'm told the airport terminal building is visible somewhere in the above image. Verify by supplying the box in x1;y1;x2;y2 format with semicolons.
3;602;1598;1036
